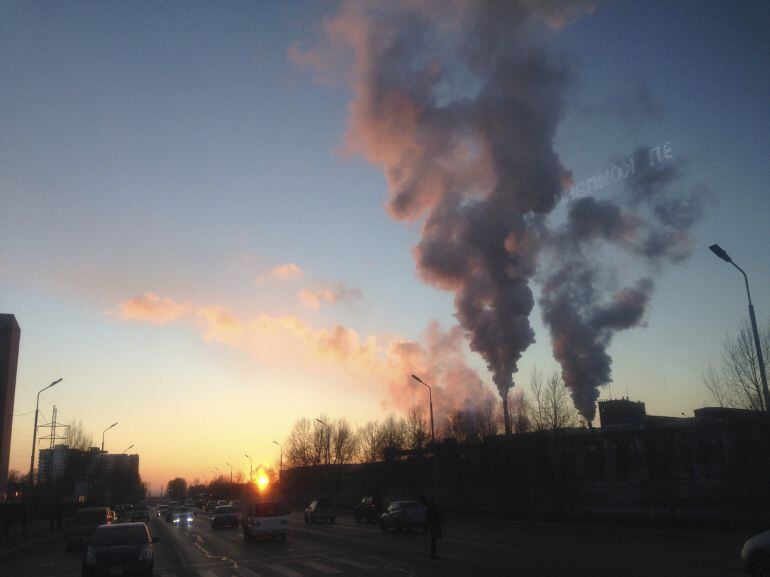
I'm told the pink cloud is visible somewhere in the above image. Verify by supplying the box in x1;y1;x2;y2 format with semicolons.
298;284;363;310
255;263;303;284
116;293;190;325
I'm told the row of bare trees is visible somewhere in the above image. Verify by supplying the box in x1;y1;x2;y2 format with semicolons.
284;368;581;467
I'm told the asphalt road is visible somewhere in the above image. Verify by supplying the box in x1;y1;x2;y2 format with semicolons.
0;509;752;577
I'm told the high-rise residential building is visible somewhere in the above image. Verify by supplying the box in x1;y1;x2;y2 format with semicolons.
37;444;69;484
0;314;21;502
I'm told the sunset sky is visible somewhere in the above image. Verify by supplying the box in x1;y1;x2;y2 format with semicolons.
2;1;768;491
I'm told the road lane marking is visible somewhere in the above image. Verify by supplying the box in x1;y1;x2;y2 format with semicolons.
299;560;342;574
326;557;376;570
266;564;306;577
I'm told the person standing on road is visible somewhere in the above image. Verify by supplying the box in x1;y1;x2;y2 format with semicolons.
427;496;442;559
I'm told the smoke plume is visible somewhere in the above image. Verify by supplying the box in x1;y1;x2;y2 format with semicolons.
296;0;581;432
539;152;707;421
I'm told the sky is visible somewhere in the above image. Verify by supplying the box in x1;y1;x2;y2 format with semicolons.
1;0;768;491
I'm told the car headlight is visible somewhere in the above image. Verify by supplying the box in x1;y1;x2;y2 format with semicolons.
85;549;96;565
173;518;180;523
138;546;152;562
187;517;194;522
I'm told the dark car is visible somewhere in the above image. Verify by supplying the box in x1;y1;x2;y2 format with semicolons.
741;530;770;576
67;507;115;551
130;505;150;522
304;498;334;523
354;496;381;523
82;522;158;577
156;505;167;518
211;505;239;528
205;500;218;513
172;507;195;526
380;500;427;533
164;506;178;523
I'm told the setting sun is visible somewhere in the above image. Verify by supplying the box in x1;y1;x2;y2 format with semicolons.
256;469;269;491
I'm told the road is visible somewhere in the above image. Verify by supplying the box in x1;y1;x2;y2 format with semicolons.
0;509;751;577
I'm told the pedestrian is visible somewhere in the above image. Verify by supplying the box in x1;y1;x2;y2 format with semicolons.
427;496;442;559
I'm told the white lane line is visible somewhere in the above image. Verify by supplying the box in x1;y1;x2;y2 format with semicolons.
266;564;306;577
299;560;342;574
326;556;376;570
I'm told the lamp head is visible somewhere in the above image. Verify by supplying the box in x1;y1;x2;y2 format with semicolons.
709;244;732;263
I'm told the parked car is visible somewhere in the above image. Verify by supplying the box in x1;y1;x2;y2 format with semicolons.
205;500;218;513
130;504;150;522
67;507;115;551
229;499;243;512
380;500;427;532
81;522;159;577
172;507;195;526
304;498;334;523
242;501;288;541
741;530;770;576
211;505;239;528
354;496;381;523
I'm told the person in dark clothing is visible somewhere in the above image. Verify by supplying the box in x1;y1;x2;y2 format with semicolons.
427;496;442;559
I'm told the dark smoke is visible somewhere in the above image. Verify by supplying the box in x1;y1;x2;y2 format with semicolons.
539;151;708;421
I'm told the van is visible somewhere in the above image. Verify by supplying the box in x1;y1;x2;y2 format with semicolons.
242;501;288;541
66;506;114;551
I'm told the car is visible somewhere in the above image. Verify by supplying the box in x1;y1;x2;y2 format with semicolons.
130;504;150;522
217;499;228;507
67;507;115;551
242;501;288;541
380;500;428;533
741;530;770;576
354;496;381;523
156;505;167;517
172;507;195;526
211;505;239;528
229;499;243;512
164;506;177;523
304;498;334;523
81;522;159;577
205;500;218;513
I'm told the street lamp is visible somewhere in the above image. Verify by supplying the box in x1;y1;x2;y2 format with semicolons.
244;454;253;485
315;419;331;465
411;374;435;444
225;462;233;484
122;444;134;454
273;441;283;479
709;244;769;412
101;422;118;453
28;378;62;500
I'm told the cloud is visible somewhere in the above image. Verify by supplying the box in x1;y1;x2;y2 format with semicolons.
113;292;492;423
255;263;303;284
116;293;190;325
298;284;363;310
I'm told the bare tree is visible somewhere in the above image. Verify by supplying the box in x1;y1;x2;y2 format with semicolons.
507;388;531;434
405;406;429;450
285;418;315;467
704;319;769;411
378;414;406;458
529;367;579;431
330;418;357;465
356;421;382;463
66;420;94;450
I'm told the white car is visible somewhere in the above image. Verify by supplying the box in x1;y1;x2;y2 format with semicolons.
242;501;288;541
742;530;770;576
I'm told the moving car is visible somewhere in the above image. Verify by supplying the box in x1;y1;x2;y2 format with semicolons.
380;500;428;532
205;500;218;513
172;507;195;526
156;505;167;518
211;505;239;528
130;504;150;522
242;501;288;541
67;507;115;551
229;499;243;512
81;522;159;577
741;530;770;576
304;498;334;523
354;496;381;523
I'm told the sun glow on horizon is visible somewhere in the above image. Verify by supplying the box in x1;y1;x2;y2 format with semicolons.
256;468;270;491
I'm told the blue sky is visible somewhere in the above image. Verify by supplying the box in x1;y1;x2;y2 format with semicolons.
1;1;768;488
